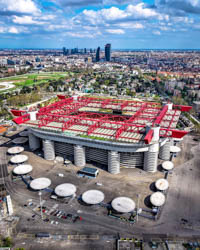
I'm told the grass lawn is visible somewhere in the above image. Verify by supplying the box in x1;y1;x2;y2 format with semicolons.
0;71;71;91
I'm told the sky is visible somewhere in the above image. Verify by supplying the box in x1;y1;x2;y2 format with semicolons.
0;0;200;49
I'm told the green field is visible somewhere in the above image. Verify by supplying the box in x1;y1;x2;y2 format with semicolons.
0;72;71;92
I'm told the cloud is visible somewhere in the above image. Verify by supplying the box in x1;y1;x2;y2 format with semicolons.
52;0;100;8
153;30;161;35
66;31;95;38
103;0;140;4
0;26;19;33
155;0;200;15
171;16;194;23
118;22;144;29
82;7;127;23
39;15;56;21
75;3;161;27
106;29;125;34
0;24;28;34
126;3;158;19
0;0;198;48
8;27;19;33
0;0;40;15
0;26;5;33
52;0;139;8
12;15;45;25
159;26;169;31
47;23;70;31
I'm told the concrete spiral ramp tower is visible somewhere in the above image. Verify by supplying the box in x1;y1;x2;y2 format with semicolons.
74;145;85;167
43;140;55;160
108;151;120;174
29;133;40;151
144;126;160;173
144;143;159;173
159;140;171;160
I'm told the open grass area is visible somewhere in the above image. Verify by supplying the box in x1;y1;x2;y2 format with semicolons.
0;71;70;92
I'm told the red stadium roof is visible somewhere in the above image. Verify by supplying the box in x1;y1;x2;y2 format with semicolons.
13;96;192;144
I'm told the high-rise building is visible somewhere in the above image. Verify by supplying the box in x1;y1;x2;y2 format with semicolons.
63;47;66;55
96;47;100;62
84;48;87;54
105;43;111;62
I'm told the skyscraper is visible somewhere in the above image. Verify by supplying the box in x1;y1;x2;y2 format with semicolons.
96;47;100;62
63;47;66;55
105;43;111;62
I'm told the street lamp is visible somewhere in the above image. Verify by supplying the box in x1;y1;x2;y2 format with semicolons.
136;194;140;223
38;191;43;220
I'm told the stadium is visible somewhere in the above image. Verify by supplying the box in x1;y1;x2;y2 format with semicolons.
12;96;191;174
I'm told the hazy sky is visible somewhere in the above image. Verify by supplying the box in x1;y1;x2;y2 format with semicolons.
0;0;199;49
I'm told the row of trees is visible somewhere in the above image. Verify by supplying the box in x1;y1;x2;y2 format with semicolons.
6;92;41;107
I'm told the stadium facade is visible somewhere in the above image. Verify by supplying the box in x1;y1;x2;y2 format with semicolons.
12;96;191;174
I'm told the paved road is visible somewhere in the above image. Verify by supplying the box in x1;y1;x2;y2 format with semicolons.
151;135;200;236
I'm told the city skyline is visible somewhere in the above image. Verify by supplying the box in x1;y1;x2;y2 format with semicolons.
0;0;200;49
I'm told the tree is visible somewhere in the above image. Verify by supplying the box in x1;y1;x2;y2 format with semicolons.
104;79;110;86
3;237;13;247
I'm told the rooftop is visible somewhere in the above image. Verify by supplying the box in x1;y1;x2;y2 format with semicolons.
12;96;192;144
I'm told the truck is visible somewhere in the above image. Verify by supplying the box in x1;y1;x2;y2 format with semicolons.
35;232;50;238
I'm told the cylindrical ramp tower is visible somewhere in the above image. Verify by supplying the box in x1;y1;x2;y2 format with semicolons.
144;143;159;173
43;140;55;160
29;133;40;151
159;140;171;160
74;145;85;167
108;151;120;174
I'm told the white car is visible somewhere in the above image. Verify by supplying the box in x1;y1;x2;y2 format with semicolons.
96;182;103;186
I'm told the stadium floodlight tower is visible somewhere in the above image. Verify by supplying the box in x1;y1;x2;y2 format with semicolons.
38;191;43;220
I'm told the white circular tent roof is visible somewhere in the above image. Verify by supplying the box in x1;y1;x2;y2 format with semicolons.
155;179;169;191
170;145;181;153
19;131;29;137
55;156;64;163
10;154;28;164
111;197;135;213
82;190;104;205
150;192;165;207
13;164;33;175
30;177;51;190
162;161;174;171
7;146;24;154
55;183;76;197
12;137;28;144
